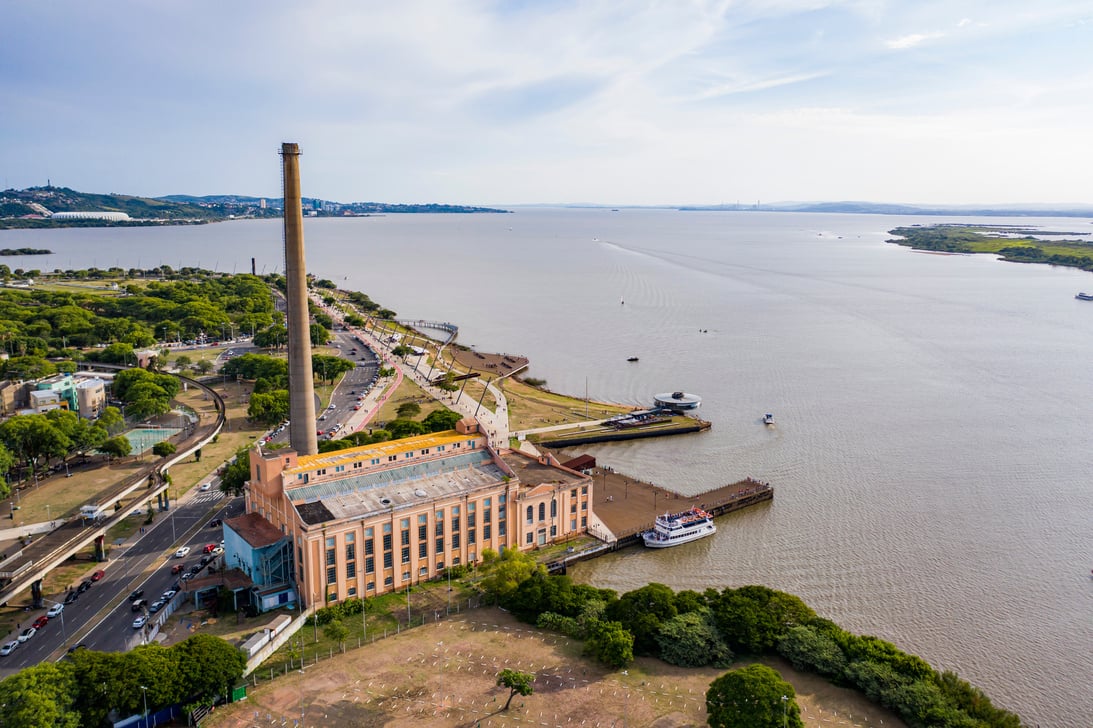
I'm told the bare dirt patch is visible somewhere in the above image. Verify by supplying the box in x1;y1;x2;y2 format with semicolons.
206;608;905;728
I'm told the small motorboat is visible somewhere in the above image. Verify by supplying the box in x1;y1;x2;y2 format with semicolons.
627;356;639;362
1076;292;1093;301
763;413;775;425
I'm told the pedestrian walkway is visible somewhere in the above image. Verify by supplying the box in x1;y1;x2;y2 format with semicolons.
323;296;513;450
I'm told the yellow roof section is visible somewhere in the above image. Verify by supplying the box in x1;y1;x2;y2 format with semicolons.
287;430;476;475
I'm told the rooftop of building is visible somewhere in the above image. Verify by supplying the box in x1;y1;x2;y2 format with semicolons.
291;452;507;526
499;450;586;488
226;512;287;548
285;429;477;476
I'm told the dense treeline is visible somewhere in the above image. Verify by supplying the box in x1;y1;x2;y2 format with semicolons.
0;270;278;357
0;634;246;727
478;549;1024;728
889;225;1093;272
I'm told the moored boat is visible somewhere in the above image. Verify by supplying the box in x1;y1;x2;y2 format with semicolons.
763;413;775;425
642;506;716;548
627;356;639;362
1076;292;1093;301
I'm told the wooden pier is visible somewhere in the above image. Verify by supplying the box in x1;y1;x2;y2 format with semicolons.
545;468;773;574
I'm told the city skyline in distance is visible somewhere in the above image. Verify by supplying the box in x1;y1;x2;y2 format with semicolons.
2;1;1091;207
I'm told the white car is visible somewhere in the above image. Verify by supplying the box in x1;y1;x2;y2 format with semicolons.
47;603;64;618
0;640;17;656
132;615;148;629
161;589;177;601
212;546;224;556
17;627;36;643
174;546;191;558
199;483;212;492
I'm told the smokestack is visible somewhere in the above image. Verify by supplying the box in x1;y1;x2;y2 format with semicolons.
281;143;318;456
251;257;256;276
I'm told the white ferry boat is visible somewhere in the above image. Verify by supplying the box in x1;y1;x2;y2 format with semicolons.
642;506;716;548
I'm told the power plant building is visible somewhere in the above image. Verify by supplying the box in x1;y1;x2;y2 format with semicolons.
234;418;591;609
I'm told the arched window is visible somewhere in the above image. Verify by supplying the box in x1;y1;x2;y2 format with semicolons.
538;502;546;522
526;505;533;523
550;499;557;518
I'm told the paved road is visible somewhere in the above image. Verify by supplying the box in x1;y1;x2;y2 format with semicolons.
0;487;242;673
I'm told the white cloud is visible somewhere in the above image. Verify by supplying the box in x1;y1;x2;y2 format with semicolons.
885;31;944;49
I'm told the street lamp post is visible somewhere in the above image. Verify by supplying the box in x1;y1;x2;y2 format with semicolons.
140;685;148;718
782;694;788;728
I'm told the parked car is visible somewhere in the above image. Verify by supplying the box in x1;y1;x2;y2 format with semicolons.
174;546;191;559
199;555;211;567
18;627;36;643
189;563;203;574
171;563;185;574
161;589;177;601
31;615;48;630
212;546;224;556
203;543;217;554
131;599;148;612
207;519;222;528
90;569;106;582
77;579;93;593
128;588;145;601
180;572;195;581
148;600;165;614
0;641;17;656
47;603;64;618
132;615;147;629
63;591;78;605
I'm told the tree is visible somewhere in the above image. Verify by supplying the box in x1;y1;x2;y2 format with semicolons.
152;441;177;457
584;620;634;668
99;435;132;460
479;548;541;604
385;418;426;439
0;662;80;728
396;402;421;419
323;619;349;647
656;608;733;668
248;391;290;426
496;669;534;710
219;449;251;496
706;664;803;728
97;406;125;434
195;359;214;375
422;408;461;432
171;634;246;702
174;354;192;370
605;582;677;656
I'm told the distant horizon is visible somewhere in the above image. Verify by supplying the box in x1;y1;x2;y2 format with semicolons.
8;184;1093;215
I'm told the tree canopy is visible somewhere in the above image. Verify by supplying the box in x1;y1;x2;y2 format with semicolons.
706;664;803;728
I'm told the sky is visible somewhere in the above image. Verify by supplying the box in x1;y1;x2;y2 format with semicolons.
3;1;1093;206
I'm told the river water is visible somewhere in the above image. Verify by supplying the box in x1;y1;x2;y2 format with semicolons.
4;210;1092;725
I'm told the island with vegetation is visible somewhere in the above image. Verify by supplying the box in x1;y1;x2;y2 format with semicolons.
888;224;1093;272
0;247;51;256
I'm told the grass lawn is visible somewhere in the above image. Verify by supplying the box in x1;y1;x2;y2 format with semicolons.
206;606;908;728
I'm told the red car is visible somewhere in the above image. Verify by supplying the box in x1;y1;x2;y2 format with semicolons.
171;564;185;574
31;616;48;630
202;543;216;554
90;569;105;582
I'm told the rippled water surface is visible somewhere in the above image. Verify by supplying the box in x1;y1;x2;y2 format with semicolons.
5;209;1093;726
